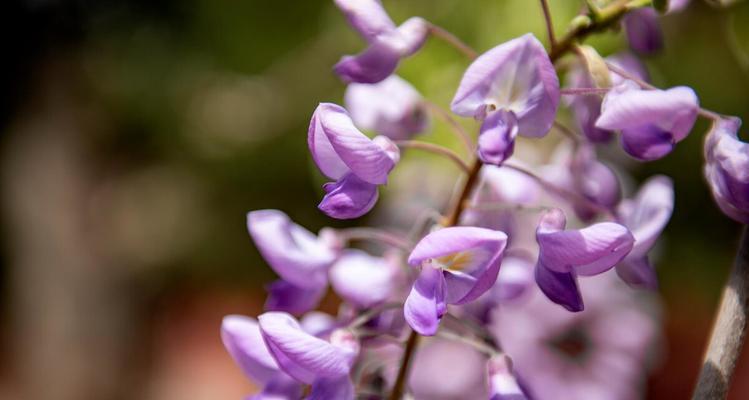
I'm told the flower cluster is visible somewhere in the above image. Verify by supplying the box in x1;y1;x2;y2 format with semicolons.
221;1;746;399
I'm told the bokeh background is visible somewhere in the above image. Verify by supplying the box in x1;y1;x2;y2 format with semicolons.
2;0;749;398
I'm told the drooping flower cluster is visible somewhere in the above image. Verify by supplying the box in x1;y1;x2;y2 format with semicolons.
219;1;743;399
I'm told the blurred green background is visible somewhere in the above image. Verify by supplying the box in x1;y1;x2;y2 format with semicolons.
2;0;749;398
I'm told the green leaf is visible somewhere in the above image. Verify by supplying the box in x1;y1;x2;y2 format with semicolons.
653;0;669;13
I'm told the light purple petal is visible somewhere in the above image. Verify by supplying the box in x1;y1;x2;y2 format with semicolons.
258;312;358;384
494;255;535;302
404;264;447;336
221;315;280;384
334;41;402;84
395;17;429;56
344;75;428;141
333;0;396;42
488;355;529;400
624;8;663;55
705;117;749;223
607;52;649;86
536;208;634;276
308;103;396;184
300;312;337;337
319;173;379;219
307;376;355;400
478;110;518;166
619;175;674;257
570;145;621;221
620;124;676;161
616;256;658;290
451;33;560;138
329;249;395;308
408;226;508;304
248;374;303;400
264;280;326;315
535;261;584;312
247;210;336;289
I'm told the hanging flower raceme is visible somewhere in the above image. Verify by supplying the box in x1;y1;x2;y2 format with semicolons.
333;0;428;83
535;208;634;311
404;227;508;335
258;312;360;400
596;80;699;161
451;33;560;165
308;103;400;219
705;117;749;224
247;210;340;314
616;176;674;289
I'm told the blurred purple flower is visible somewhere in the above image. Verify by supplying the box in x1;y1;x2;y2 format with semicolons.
616;176;674;289
623;8;663;55
567;145;621;221
596;80;699;161
344;75;429;141
488;354;530;400
705;117;749;224
405;227;508;335
492;273;661;400
408;338;491;399
478;110;519;166
329;249;399;308
308;103;400;219
535;208;634;311
333;0;427;83
451;33;559;138
264;280;328;315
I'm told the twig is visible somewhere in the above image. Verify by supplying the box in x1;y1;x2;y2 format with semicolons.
693;227;749;399
336;227;413;251
388;329;420;400
394;140;471;173
539;0;557;49
427;23;479;59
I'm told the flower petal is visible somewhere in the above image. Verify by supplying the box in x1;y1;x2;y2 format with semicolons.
619;175;674;257
318;173;379;219
259;312;358;384
451;33;559;138
221;315;280;384
394;17;429;56
329;249;395;308
404;264;447;336
309;103;396;184
307;376;355;400
477;110;518;166
535;261;583;312
334;41;402;84
333;0;396;42
616;256;658;290
536;208;634;276
264;280;326;315
488;355;529;400
249;374;303;400
247;210;336;289
623;8;663;55
620;125;676;161
705;117;749;223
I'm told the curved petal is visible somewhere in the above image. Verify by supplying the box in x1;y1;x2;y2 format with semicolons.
535;261;583;312
307;376;355;400
395;17;429;56
259;312;358;384
623;8;663;55
249;374;303;400
488;355;529;400
318;173;379;219
478;110;518;166
344;75;428;141
309;103;396;184
404;264;447;336
619;175;674;257
705;117;749;223
536;209;634;276
620;125;676;161
221;315;280;385
333;0;395;42
451;33;559;138
616;257;658;290
247;210;336;289
264;280;326;315
334;41;402;84
329;249;395;308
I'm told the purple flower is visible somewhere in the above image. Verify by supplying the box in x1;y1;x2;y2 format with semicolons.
478;110;519;166
568;145;621;221
308;103;400;219
328;249;399;308
488;355;530;400
623;8;664;55
567;52;648;143
535;208;634;311
220;315;303;399
333;0;428;83
258;312;359;399
344;75;429;141
616;176;674;289
404;227;508;335
451;33;560;138
491;273;661;400
264;280;328;315
596;80;699;161
705;117;749;223
408;338;491;399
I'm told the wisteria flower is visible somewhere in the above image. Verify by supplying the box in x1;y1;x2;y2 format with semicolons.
344;75;429;141
333;0;428;83
616;176;674;289
596;80;699;161
258;312;359;399
477;109;519;165
492;273;661;400
308;103;400;219
535;208;634;311
248;210;340;313
328;249;399;308
623;8;663;55
451;33;560;137
408;338;491;399
705;117;749;224
404;227;508;335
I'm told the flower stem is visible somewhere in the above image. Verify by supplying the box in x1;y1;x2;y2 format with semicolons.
427;23;478;60
560;87;610;95
693;226;749;399
336;227;413;251
389;328;420;400
539;0;557;49
394;140;471;173
422;100;475;154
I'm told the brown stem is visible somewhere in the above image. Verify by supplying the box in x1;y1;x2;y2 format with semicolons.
394;140;471;173
388;329;420;400
422;100;475;154
693;226;749;399
427;23;478;60
539;0;557;48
